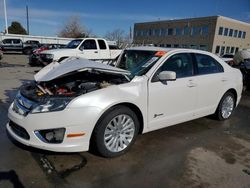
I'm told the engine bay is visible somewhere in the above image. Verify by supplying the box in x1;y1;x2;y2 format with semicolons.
20;70;129;101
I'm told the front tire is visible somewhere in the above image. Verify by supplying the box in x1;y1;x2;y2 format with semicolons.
215;92;235;121
92;106;139;157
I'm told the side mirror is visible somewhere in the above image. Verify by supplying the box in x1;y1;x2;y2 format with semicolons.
79;45;84;51
158;71;176;82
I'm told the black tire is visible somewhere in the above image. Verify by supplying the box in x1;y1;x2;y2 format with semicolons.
91;105;139;157
215;91;235;121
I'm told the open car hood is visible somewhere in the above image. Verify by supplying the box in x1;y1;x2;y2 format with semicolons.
34;57;130;82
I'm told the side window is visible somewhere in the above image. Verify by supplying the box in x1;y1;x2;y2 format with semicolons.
80;39;97;50
97;40;107;50
153;53;194;81
195;53;224;75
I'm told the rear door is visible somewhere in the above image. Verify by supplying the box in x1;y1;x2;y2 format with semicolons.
78;39;100;60
97;39;110;59
192;53;225;117
148;52;197;130
12;39;23;51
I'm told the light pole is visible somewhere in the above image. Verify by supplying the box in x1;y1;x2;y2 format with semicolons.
26;5;29;34
3;0;8;34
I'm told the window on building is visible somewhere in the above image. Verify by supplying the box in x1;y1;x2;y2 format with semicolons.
174;44;179;48
242;31;246;39
143;30;147;36
224;28;229;36
238;31;242;38
235;47;239;53
166;44;172;47
154;29;160;36
182;44;189;48
183;26;189;35
191;27;201;36
234;30;238;37
134;30;138;37
175;28;183;35
160;28;167;36
218;27;223;35
199;45;208;51
215;46;220;54
221;46;225;55
230;47;235;54
229;29;233;37
168;28;173;35
190;45;198;49
226;46;230;54
201;26;209;35
148;29;152;36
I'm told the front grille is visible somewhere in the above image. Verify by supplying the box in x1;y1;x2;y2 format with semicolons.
9;121;30;140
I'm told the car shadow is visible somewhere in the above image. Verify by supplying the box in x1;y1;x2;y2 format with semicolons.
0;170;25;188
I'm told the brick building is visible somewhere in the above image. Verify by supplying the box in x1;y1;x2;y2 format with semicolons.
133;16;250;55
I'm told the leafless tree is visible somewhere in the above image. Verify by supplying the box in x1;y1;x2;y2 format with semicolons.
58;16;90;38
104;29;127;46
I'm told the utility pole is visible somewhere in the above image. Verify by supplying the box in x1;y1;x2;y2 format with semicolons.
3;0;8;34
26;5;29;34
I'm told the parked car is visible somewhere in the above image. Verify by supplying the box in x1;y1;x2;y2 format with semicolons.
0;38;40;55
22;40;41;55
0;47;3;60
233;49;250;87
221;53;234;65
0;38;23;53
29;44;66;66
7;47;243;157
39;38;122;65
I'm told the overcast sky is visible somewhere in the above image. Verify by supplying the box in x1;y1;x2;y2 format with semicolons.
0;0;249;37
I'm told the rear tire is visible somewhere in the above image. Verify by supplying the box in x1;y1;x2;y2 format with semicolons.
215;92;235;121
91;106;139;157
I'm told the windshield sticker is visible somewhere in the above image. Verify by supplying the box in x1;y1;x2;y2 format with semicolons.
155;51;167;57
142;57;159;67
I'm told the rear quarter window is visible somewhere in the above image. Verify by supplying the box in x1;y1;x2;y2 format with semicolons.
195;53;224;75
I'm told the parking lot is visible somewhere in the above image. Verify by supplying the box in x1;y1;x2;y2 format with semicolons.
0;54;250;188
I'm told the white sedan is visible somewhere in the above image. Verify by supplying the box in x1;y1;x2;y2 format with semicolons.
7;47;243;157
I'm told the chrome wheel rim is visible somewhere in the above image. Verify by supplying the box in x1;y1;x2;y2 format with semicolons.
104;114;135;152
221;95;234;119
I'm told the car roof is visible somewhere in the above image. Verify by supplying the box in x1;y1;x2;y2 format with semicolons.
126;46;212;55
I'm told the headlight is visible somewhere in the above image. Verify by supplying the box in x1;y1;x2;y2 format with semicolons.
45;54;54;59
31;98;72;113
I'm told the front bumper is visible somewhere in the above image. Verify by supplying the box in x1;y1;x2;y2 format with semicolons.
7;103;102;152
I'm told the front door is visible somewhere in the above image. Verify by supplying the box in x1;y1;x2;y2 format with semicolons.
148;53;197;131
78;39;100;60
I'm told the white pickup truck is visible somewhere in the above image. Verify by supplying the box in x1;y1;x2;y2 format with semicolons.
39;38;122;64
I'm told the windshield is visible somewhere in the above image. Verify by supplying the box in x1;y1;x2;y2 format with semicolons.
116;50;162;77
65;39;83;49
222;54;234;58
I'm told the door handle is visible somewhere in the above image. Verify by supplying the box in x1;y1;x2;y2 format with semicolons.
221;78;228;82
94;51;98;53
187;80;197;88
